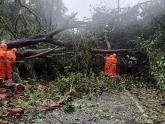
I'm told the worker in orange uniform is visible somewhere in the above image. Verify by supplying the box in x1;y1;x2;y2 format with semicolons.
6;48;17;81
104;54;111;75
104;53;119;77
0;43;7;81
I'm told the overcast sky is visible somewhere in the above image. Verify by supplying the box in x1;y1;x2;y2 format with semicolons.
63;0;146;20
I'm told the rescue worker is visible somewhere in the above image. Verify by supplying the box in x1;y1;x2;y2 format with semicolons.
6;48;17;81
0;43;7;81
104;54;111;75
104;53;119;77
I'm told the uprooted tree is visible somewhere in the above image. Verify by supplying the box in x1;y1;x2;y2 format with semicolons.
3;0;164;60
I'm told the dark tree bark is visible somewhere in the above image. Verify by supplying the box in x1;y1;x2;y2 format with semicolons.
90;48;135;54
5;12;78;49
16;47;67;58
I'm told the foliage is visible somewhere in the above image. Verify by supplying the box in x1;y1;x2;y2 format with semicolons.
1;0;164;91
12;66;22;83
6;89;46;110
30;0;67;31
1;1;165;123
85;0;165;49
63;104;75;113
135;28;165;90
51;72;156;99
6;71;154;113
0;0;67;40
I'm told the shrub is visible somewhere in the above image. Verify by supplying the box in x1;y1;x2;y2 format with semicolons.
135;28;165;90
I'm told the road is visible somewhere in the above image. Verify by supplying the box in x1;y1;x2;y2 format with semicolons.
32;90;164;124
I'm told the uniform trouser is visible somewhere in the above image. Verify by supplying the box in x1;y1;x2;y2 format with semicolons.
104;63;110;74
109;64;117;77
0;59;6;80
105;63;117;77
6;61;13;80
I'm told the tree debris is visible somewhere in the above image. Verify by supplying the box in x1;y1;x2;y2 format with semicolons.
8;108;24;118
35;83;49;91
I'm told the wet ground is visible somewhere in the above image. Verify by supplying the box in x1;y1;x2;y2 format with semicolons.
32;90;165;124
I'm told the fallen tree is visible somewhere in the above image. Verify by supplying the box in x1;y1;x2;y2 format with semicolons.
3;0;156;59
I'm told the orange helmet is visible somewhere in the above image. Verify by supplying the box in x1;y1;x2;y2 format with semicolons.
12;48;17;52
0;43;7;50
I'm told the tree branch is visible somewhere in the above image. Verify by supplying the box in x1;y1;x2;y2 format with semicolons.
6;37;46;49
17;47;67;58
0;16;17;39
139;4;165;30
18;0;42;32
23;48;57;59
47;13;77;38
90;48;135;54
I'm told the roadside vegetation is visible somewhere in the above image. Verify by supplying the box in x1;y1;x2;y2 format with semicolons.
0;0;164;123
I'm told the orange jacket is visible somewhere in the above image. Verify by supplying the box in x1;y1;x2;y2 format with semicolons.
6;50;17;64
0;43;7;58
0;48;6;58
110;55;118;64
105;55;118;65
0;44;7;79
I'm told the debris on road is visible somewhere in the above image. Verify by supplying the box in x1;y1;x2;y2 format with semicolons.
8;108;24;118
35;83;49;91
46;102;63;110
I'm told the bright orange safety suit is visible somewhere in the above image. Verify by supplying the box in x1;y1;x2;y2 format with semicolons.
104;56;111;74
6;48;17;80
104;54;118;77
0;43;7;80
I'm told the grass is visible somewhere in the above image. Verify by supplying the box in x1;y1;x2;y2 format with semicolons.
0;72;163;123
